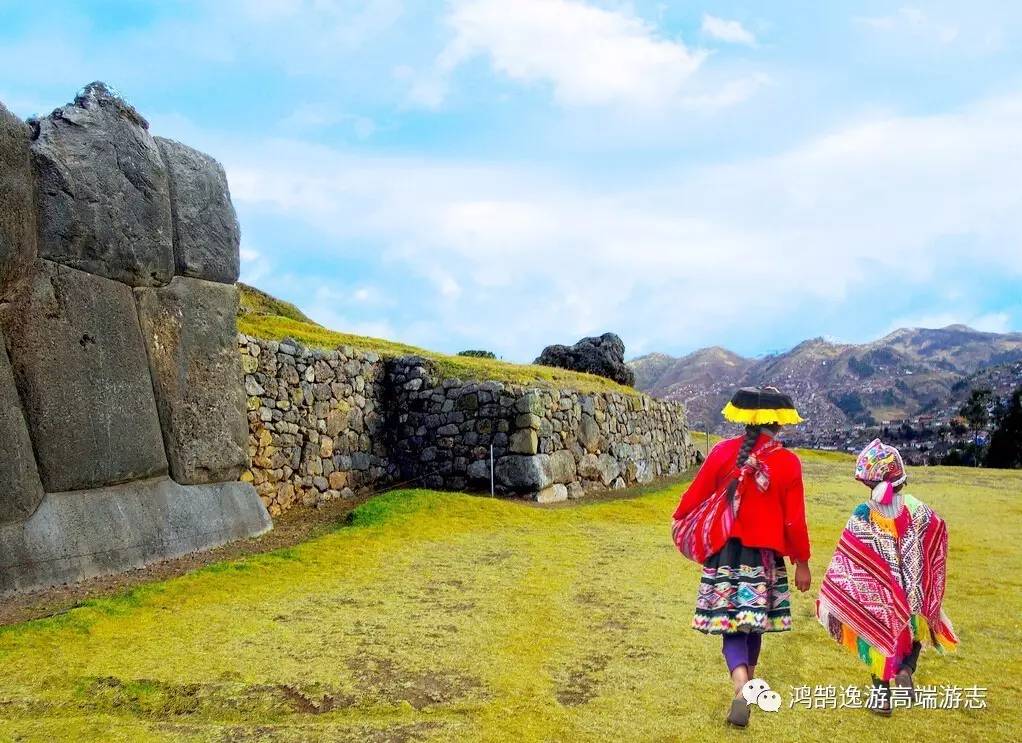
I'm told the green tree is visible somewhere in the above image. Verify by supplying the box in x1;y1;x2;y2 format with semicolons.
457;349;496;359
985;386;1022;469
960;388;993;430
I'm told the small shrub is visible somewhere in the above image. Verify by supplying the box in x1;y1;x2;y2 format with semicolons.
457;350;497;359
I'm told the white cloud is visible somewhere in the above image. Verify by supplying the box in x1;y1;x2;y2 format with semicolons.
414;0;707;108
266;281;400;341
972;313;1013;333
222;90;1022;359
679;72;771;109
280;104;376;138
883;312;1012;335
235;0;406;50
856;7;959;44
239;245;272;285
701;15;757;46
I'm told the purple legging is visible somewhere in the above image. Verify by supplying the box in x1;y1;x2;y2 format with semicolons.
722;632;763;674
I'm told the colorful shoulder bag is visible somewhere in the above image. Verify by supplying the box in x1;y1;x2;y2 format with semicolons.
671;439;782;563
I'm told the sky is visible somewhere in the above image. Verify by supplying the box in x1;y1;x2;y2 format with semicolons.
1;0;1020;361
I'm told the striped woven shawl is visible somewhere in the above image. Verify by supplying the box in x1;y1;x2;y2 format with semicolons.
816;495;958;680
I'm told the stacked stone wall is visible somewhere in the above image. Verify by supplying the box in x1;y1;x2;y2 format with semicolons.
388;357;693;503
239;335;397;515
243;348;694;512
0;81;695;596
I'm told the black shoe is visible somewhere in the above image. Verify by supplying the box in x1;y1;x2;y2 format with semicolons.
867;687;892;717
868;701;892;717
727;696;751;727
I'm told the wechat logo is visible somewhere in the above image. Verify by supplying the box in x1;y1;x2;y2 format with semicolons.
742;678;782;713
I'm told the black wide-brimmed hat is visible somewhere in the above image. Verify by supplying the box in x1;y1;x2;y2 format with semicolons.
722;386;804;425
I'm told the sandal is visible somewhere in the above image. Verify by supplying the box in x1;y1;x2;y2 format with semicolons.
727;696;751;727
868;701;892;717
893;668;915;694
867;687;892;717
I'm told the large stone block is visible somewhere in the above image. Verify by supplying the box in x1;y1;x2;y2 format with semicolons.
596;453;621;487
0;331;44;523
5;261;169;491
579;413;603;453
495;453;551;492
30;82;173;286
0;102;36;298
136;276;248;484
156;137;241;283
0;478;271;594
534;483;568;504
548;449;577;484
509;428;539;454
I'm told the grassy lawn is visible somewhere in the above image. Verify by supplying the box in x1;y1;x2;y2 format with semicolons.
236;284;638;396
0;451;1018;741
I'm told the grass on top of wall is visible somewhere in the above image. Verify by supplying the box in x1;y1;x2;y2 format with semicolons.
236;286;639;397
0;449;1018;741
237;283;317;325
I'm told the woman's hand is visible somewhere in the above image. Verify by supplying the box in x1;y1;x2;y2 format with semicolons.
794;560;812;592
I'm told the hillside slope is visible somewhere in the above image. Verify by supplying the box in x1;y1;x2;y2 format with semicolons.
631;325;1022;429
236;284;639;396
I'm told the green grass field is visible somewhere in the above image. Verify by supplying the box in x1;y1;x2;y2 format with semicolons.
236;284;637;396
1;451;1019;741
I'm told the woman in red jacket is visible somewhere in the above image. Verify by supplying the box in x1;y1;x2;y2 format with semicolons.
673;387;812;727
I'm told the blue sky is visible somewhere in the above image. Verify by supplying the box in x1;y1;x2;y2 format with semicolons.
2;0;1021;361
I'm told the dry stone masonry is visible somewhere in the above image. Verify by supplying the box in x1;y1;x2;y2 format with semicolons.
243;344;694;512
30;84;175;286
0;83;270;595
388;357;692;503
239;334;396;515
6;261;170;491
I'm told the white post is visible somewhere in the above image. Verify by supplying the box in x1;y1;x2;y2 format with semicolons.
490;444;495;497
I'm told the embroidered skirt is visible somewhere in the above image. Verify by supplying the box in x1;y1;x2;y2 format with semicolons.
692;538;792;635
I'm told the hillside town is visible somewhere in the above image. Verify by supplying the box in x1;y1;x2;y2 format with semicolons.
777;362;1022;464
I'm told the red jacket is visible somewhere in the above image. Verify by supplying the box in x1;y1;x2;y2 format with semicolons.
673;434;811;562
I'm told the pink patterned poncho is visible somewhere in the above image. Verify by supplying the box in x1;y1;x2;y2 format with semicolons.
816;495;958;681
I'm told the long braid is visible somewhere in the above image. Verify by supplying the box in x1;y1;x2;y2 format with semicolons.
725;424;762;501
735;424;763;468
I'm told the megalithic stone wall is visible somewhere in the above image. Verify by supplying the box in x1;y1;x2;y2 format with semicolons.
0;83;270;595
0;102;45;524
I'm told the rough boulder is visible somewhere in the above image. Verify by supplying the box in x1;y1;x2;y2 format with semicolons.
534;333;635;387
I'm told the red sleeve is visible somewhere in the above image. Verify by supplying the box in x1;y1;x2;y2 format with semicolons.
780;455;811;562
672;442;728;520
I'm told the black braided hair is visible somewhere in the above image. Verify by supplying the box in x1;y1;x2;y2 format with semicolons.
725;424;763;501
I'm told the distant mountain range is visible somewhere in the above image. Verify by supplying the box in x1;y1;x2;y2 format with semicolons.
629;325;1022;435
